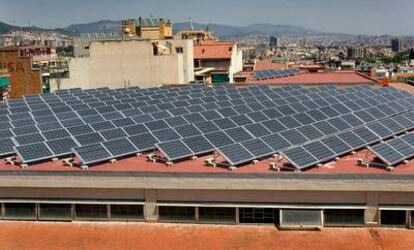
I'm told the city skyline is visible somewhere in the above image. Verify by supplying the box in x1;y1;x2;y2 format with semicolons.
0;0;413;36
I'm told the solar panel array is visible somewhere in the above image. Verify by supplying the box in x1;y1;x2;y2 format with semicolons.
254;68;300;81
368;132;414;166
0;84;413;170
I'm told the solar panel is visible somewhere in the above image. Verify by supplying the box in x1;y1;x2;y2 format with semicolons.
152;128;181;142
380;118;405;134
297;125;324;140
321;135;351;155
12;125;40;136
217;143;254;166
388;138;414;158
337;131;366;150
144;120;170;131
75;132;105;146
37;122;63;132
261;120;286;133
352;127;379;145
0;138;16;156
73;143;112;165
224;127;253;143
280;129;308;145
173;124;201;138
90;121;116;131
366;122;394;139
241;138;273;158
46;137;79;157
261;133;291;152
204;131;234;147
129;132;159;152
303;141;335;162
15;142;54;164
164;116;188;128
13;133;45;146
42;128;71;141
244;123;271;137
279;116;301;129
99;128;128;140
156;140;193;161
194;121;220;134
67;125;94;136
181;135;215;155
327;117;352;131
281;147;318;170
369;143;405;166
103;138;138;158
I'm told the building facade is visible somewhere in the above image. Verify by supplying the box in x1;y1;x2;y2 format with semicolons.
194;40;243;84
51;39;195;91
391;38;404;53
0;46;42;98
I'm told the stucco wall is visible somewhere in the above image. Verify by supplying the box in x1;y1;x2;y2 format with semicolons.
54;40;194;91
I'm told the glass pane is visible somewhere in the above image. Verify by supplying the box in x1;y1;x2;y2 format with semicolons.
39;204;72;221
75;204;108;220
381;210;406;226
199;207;235;224
111;205;143;220
239;208;279;224
281;209;322;227
324;209;364;226
4;203;36;220
158;206;195;222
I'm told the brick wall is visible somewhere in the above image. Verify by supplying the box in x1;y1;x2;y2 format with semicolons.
0;49;42;99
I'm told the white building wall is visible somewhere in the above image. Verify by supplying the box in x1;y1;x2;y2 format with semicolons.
229;43;243;83
52;39;194;91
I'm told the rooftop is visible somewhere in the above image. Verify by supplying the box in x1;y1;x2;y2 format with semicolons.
1;83;414;175
194;40;236;60
245;71;377;85
0;222;412;250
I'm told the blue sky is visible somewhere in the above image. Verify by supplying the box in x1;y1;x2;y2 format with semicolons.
0;0;413;35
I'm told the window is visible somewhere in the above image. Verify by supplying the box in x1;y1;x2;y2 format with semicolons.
175;47;184;54
158;206;195;223
75;204;108;220
199;207;236;224
39;204;72;221
281;209;322;228
410;211;414;228
239;208;279;224
324;209;364;226
380;210;407;227
4;203;36;220
111;205;144;221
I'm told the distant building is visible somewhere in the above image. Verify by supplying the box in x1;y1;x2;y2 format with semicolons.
270;36;279;50
73;33;123;58
391;38;404;53
193;40;243;84
121;17;173;40
347;47;365;60
50;39;195;91
176;30;215;42
0;66;9;100
0;46;42;98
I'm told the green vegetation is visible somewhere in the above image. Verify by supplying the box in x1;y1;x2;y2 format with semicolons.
379;51;410;64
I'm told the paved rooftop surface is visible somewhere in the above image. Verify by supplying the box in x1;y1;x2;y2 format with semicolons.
0;221;412;250
246;71;376;85
1;148;414;175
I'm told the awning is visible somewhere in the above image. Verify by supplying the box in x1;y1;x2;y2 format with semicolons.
0;76;9;89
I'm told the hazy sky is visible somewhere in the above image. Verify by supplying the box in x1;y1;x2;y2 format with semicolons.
0;0;413;35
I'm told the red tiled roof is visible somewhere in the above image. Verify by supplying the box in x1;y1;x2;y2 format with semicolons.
194;41;235;60
254;60;288;71
245;71;377;85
